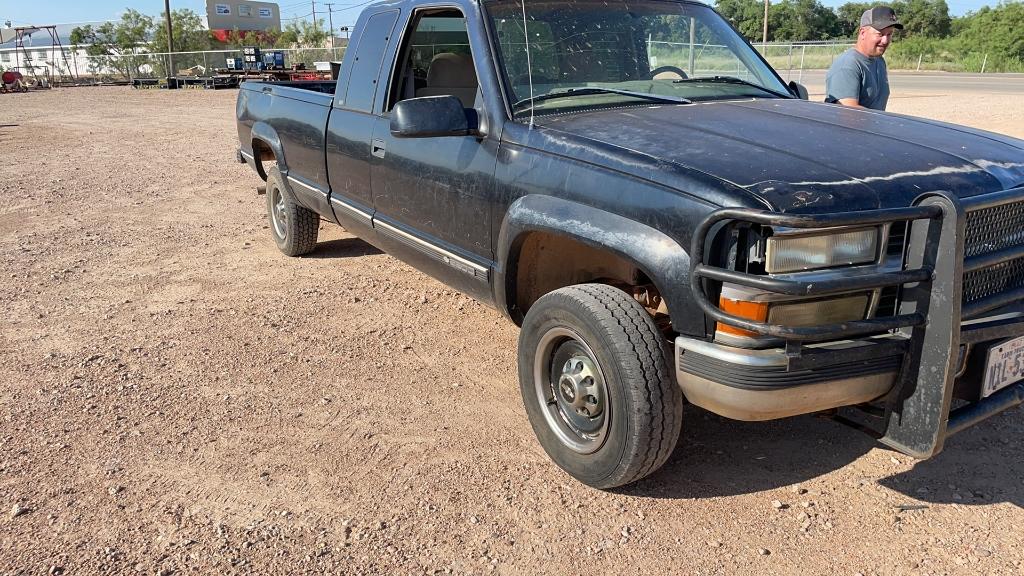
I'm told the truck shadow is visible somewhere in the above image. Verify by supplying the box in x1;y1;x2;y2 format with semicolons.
875;408;1023;508
309;237;382;259
623;405;1023;507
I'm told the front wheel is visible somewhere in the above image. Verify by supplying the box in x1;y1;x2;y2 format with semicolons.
518;284;683;489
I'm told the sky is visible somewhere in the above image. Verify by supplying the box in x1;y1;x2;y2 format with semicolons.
0;0;1004;31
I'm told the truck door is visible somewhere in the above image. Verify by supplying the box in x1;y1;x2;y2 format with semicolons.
368;7;498;299
325;9;400;232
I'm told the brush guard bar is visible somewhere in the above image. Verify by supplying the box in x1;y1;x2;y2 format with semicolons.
689;190;1024;458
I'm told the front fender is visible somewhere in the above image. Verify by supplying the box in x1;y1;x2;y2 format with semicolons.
495;194;702;335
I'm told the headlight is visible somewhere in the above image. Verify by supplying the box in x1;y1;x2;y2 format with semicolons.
765;228;879;274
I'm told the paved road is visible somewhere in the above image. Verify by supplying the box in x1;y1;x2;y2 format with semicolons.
784;69;1024;96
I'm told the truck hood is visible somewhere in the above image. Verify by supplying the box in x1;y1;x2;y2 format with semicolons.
535;99;1024;213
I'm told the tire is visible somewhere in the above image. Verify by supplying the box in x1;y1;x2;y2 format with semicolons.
266;167;319;256
518;283;683;489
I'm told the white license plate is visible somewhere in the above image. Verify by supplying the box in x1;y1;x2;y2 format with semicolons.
982;335;1024;397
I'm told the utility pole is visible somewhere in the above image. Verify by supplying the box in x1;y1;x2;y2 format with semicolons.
164;0;174;76
762;0;769;45
311;0;317;30
325;3;335;49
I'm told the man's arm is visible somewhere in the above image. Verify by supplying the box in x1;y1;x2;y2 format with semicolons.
826;63;864;108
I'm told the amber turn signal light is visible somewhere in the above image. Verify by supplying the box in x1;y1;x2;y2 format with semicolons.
716;297;769;338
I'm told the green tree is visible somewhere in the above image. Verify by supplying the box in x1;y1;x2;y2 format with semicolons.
893;0;951;38
149;8;210;74
718;0;841;41
835;2;874;36
954;1;1024;60
771;0;843;40
278;18;328;48
70;9;152;78
835;1;950;38
151;9;210;53
716;0;768;40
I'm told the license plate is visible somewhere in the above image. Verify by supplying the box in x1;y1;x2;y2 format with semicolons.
982;335;1024;397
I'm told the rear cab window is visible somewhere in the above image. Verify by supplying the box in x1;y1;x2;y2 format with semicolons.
340;10;401;112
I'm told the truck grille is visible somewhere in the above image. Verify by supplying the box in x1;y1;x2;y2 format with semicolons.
962;198;1024;306
964;200;1024;258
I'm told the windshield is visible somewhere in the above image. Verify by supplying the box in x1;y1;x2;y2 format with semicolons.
483;0;790;117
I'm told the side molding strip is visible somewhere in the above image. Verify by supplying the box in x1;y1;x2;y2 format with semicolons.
375;219;489;282
329;195;372;227
286;174;487;282
286;174;325;196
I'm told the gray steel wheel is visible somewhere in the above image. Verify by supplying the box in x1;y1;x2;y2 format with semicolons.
265;167;319;257
270;185;289;242
534;327;610;454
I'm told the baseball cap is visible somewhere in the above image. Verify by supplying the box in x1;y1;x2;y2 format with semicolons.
860;6;904;30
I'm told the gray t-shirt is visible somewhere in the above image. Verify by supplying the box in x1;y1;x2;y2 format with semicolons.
825;48;890;110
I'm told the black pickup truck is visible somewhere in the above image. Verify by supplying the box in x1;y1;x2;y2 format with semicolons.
237;0;1024;488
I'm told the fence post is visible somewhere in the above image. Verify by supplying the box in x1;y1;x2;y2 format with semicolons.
798;44;805;83
981;53;987;74
917;54;922;71
787;43;793;80
203;52;208;75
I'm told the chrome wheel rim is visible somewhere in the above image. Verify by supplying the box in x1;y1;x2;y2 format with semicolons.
270;186;288;241
534;327;609;454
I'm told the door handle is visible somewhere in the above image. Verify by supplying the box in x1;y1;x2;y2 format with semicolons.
261;85;272;93
371;139;386;159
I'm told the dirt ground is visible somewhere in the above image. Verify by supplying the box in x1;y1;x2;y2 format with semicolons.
1;82;1023;576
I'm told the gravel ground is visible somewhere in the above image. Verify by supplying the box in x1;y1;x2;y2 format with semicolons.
1;84;1023;576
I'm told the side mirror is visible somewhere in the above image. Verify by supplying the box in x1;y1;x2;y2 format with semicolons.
788;81;809;100
391;95;471;138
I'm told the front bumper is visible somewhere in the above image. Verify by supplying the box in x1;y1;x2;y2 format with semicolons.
682;188;1024;458
675;335;900;420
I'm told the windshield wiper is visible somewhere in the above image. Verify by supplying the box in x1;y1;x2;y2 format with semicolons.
672;76;789;98
513;87;691;110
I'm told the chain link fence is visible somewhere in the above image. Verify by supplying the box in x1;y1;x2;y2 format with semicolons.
10;47;348;81
756;41;1024;75
6;40;1018;84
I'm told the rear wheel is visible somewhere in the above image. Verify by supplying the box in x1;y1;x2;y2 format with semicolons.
266;167;318;256
518;283;683;489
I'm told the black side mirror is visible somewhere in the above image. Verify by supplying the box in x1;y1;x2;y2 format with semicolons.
391;95;471;138
788;81;809;100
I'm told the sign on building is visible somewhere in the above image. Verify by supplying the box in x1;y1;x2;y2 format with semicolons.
206;1;281;32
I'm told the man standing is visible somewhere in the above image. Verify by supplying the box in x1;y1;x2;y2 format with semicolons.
826;6;903;110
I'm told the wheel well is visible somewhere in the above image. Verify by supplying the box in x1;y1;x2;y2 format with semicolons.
511;232;671;330
250;139;277;181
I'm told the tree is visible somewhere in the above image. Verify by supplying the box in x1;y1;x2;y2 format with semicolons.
771;0;843;40
835;1;951;38
151;9;210;53
716;0;768;40
835;2;874;36
893;0;951;38
70;9;152;78
954;1;1024;61
716;0;841;41
279;18;329;48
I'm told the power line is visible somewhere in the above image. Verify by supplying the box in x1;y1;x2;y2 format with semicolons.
326;0;379;13
281;12;314;21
